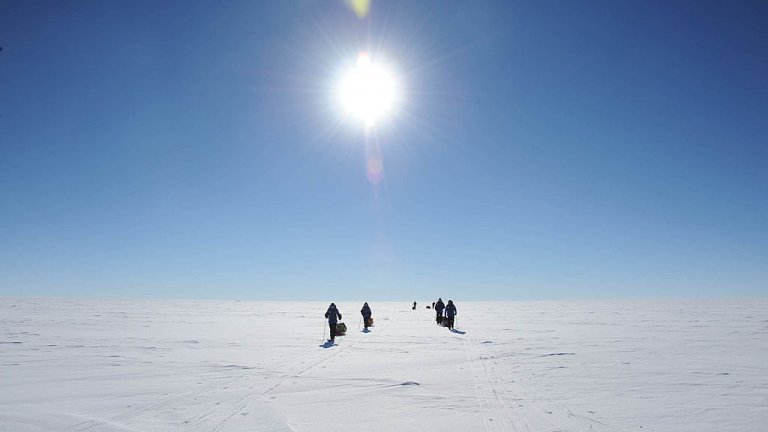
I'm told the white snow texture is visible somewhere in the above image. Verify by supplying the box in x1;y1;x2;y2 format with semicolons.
1;299;767;431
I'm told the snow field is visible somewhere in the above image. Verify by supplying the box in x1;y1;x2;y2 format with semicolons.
1;299;767;431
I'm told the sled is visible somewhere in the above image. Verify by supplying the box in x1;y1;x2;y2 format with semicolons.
336;322;347;335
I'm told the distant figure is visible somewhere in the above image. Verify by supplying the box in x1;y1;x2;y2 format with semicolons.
445;300;457;330
432;301;435;309
434;298;445;325
325;303;343;342
360;302;372;329
412;301;417;310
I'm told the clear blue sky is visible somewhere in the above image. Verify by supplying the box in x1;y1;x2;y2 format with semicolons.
1;1;766;300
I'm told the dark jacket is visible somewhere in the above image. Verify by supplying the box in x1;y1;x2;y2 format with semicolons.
435;300;445;313
360;304;372;318
445;303;457;317
325;306;342;324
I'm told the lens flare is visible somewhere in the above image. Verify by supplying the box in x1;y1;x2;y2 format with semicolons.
344;0;371;19
366;155;383;184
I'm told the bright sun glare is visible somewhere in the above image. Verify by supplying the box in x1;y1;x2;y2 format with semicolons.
337;52;399;128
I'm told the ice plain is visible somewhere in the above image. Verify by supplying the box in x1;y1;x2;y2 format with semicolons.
1;298;767;432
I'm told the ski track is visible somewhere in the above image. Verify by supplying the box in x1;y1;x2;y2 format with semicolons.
62;308;392;432
203;307;396;432
464;328;604;432
464;335;504;432
66;375;243;431
71;307;397;432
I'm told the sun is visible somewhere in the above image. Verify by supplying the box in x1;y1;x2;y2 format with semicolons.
337;52;399;128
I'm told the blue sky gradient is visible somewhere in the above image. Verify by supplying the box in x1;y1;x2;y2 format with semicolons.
1;1;766;300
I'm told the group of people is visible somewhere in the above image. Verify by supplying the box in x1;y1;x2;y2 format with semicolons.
324;302;373;343
324;299;458;343
432;298;457;330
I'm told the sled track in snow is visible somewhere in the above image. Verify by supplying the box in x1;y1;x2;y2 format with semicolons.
465;332;604;432
463;334;517;432
65;309;396;432
65;374;244;432
204;307;398;432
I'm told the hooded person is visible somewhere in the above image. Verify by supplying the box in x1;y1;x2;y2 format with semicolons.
444;300;457;330
434;298;445;325
325;303;342;342
360;302;372;329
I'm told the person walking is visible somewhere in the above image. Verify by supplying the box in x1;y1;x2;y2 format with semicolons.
434;298;445;325
412;301;417;310
325;303;342;342
445;300;457;330
360;302;372;330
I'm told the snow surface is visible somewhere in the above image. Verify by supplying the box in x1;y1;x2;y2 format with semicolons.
1;298;767;431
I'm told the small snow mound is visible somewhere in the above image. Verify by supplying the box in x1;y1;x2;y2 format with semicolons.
219;364;255;370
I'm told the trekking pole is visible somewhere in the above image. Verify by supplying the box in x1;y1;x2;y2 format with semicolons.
322;320;327;342
358;316;362;330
